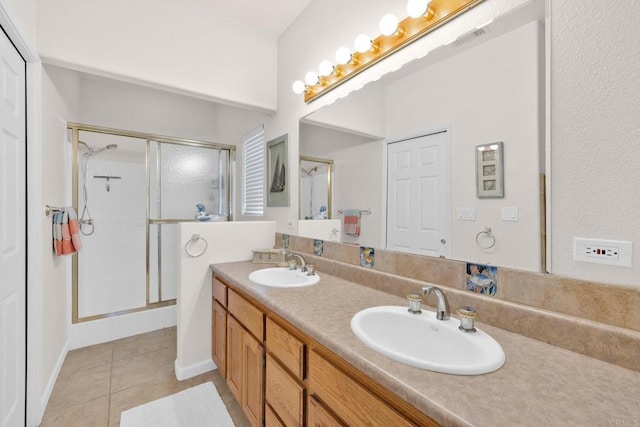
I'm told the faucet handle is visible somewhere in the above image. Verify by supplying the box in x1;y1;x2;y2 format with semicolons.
406;293;422;314
457;306;477;333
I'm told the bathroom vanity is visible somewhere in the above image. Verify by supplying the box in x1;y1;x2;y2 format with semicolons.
211;261;640;426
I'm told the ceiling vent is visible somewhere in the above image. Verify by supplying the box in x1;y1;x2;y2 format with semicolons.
454;27;490;46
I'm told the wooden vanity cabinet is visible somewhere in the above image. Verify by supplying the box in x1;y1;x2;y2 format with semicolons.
265;318;306;426
212;273;438;427
212;276;265;427
212;277;227;377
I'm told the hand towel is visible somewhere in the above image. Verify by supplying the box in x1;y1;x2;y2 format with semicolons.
343;209;361;237
60;210;76;255
52;207;81;256
52;211;63;255
67;207;82;251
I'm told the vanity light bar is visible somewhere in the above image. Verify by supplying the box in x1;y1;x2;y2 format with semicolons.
297;0;485;103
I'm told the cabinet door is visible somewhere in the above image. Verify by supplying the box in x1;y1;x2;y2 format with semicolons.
226;315;244;403
243;331;264;427
212;299;227;377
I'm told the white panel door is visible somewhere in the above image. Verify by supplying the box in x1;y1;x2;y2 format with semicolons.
386;131;450;257
0;27;26;427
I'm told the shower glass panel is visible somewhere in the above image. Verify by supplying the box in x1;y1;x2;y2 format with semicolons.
149;141;229;305
72;123;234;323
76;132;147;319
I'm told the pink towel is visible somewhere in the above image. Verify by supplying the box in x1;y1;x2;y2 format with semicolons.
343;209;361;237
67;207;82;251
52;207;82;256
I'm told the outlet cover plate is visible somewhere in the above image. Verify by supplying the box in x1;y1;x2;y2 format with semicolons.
573;238;632;267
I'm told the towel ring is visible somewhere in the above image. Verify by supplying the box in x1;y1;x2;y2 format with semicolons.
475;227;496;249
184;234;208;257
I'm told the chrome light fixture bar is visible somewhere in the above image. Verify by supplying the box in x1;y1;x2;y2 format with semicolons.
295;0;485;103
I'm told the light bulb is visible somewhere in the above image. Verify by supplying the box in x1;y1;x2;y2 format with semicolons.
292;80;306;95
379;13;399;36
407;0;430;18
354;34;373;53
318;60;334;76
304;71;319;86
335;47;352;65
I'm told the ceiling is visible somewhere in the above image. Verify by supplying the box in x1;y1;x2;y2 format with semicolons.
209;0;312;38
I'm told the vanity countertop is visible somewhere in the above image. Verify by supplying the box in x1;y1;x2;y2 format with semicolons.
211;261;640;427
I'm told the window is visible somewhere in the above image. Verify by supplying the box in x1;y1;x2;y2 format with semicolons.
242;125;265;215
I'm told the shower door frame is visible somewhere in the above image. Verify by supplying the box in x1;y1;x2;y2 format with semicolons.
69;122;236;324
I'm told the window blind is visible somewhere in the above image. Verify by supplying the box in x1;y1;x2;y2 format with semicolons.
242;125;265;215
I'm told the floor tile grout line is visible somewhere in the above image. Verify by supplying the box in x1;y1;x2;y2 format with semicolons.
107;346;114;426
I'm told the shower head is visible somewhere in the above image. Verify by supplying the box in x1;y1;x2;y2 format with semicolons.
301;166;318;176
83;143;118;155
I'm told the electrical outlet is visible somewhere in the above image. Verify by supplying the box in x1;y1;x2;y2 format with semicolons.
573;238;632;267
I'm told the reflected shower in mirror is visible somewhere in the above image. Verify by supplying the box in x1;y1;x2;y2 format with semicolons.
299;156;333;220
298;0;545;272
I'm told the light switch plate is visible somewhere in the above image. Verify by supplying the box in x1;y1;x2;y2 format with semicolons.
456;207;476;221
501;206;519;222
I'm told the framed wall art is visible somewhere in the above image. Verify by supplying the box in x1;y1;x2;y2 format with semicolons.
476;142;504;198
267;134;290;207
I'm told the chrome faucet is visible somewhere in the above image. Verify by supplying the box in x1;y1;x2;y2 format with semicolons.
288;253;307;272
422;285;450;320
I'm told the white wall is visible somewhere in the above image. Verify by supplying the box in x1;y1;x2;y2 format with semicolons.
385;21;543;271
39;64;81;422
36;0;278;111
175;221;277;380
0;0;36;49
549;2;640;285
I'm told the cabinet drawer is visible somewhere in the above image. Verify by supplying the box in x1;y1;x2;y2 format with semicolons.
309;351;414;427
266;318;305;380
266;355;304;427
228;289;264;340
308;395;345;427
265;403;285;427
212;276;227;306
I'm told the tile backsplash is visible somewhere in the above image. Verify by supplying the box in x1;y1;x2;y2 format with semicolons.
277;233;640;372
279;233;640;333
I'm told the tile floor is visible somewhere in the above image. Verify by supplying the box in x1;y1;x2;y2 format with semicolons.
40;327;250;426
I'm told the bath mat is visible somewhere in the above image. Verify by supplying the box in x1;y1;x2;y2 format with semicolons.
120;382;233;427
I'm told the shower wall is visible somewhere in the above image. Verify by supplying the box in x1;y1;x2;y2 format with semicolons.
299;163;329;220
77;150;147;318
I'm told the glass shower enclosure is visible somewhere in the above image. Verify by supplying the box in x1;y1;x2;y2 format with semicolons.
70;123;234;323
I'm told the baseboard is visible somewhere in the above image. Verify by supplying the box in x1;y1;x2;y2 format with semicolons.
174;358;216;381
38;338;69;424
68;305;177;350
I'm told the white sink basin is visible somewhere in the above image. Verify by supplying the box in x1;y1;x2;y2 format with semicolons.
248;267;320;288
351;306;505;375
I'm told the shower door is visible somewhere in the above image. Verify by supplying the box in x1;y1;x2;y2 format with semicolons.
72;124;233;323
148;141;230;304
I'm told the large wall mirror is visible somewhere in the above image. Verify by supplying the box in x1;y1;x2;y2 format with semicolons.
298;0;545;272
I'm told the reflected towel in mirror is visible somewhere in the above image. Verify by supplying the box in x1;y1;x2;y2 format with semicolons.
344;209;361;237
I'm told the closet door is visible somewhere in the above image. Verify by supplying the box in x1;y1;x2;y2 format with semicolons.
0;25;27;427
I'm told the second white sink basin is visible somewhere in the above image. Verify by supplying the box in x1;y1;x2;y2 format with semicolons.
351;306;505;375
249;267;320;288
